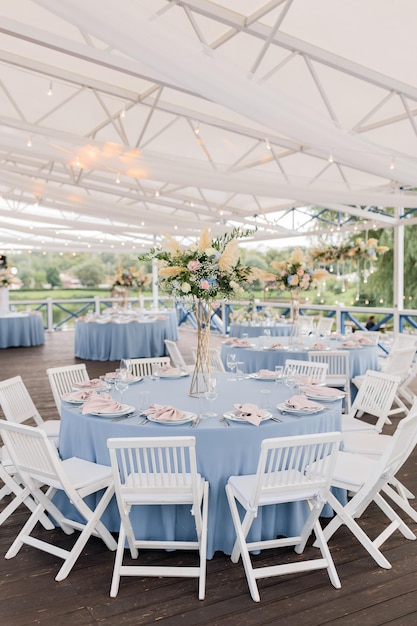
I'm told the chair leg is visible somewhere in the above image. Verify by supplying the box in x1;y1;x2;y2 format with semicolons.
198;481;209;601
110;523;126;598
226;484;260;602
322;491;392;569
312;518;341;589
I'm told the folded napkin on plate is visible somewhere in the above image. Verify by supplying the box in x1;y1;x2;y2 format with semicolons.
356;336;373;344
299;385;345;398
285;395;322;410
158;365;183;376
62;389;98;402
233;403;264;426
312;342;327;350
74;378;106;389
142;403;183;420
105;371;136;381
268;343;283;349
293;374;312;384
81;393;123;414
258;369;277;378
341;340;357;347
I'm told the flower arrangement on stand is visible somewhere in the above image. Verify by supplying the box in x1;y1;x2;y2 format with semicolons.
0;263;19;315
139;226;255;396
263;248;328;343
110;263;151;309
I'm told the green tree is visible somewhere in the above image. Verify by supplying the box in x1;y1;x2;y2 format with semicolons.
46;266;62;288
74;260;105;288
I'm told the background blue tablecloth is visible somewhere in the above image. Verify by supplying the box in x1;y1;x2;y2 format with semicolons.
229;322;292;338
58;374;342;559
0;313;45;348
74;311;178;361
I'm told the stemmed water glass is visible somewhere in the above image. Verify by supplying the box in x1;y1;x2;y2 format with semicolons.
114;359;130;403
226;352;237;381
204;376;218;417
284;367;299;396
263;327;271;348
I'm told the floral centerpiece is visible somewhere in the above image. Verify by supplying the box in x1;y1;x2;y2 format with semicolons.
110;263;151;307
139;226;255;395
0;267;19;288
262;248;328;343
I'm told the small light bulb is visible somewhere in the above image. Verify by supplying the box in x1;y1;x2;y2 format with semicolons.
27;137;32;147
47;81;53;96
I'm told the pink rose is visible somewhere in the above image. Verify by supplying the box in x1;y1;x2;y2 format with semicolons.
200;280;210;290
187;260;201;271
296;268;304;276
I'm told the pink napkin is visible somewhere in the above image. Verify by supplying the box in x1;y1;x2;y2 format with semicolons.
81;393;123;414
62;389;98;402
299;385;345;398
233;403;264;426
258;369;277;378
285;395;322;410
105;371;136;381
268;343;284;349
357;336;373;344
143;403;184;421
294;374;312;384
312;342;327;349
74;378;107;389
342;340;357;347
158;365;183;376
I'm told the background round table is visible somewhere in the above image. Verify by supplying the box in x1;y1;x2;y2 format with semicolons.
58;373;342;559
0;313;45;348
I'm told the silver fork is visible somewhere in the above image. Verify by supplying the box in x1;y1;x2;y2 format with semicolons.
218;415;230;427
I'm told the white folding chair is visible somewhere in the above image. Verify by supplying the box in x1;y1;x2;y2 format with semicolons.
107;436;209;599
298;316;314;335
0;375;60;445
284;359;328;386
308;350;351;413
46;364;89;416
191;347;225;373
316;317;334;336
0;419;117;581
342;370;401;433
354;347;415;418
128;357;170;377
312;408;417;569
225;432;342;602
0;444;54;529
164;339;193;372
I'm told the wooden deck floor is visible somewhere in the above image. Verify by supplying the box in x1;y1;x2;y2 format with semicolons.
1;331;417;625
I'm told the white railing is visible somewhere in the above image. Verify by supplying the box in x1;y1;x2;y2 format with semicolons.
8;295;417;336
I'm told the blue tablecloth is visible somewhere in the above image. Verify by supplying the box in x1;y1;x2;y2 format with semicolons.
58;374;342;559
229;322;292;338
0;313;44;348
74;312;177;361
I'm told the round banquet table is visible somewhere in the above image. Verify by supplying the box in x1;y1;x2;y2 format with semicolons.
221;335;379;384
0;312;45;348
74;312;177;361
229;322;292;338
58;373;342;559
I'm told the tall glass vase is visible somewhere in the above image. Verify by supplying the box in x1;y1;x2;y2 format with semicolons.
288;290;301;345
189;299;212;397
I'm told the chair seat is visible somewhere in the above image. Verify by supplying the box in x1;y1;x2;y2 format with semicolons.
37;420;61;438
341;416;378;432
31;456;113;491
228;472;320;510
342;432;391;456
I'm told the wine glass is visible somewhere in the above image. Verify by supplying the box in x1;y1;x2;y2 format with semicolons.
284;367;298;396
204;377;218;417
226;352;237;381
114;371;129;404
262;328;271;348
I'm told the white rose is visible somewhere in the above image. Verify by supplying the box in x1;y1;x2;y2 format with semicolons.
204;247;217;257
181;282;191;293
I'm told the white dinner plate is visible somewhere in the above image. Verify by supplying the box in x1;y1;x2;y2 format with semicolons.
249;373;277;381
159;372;189;379
146;411;196;424
277;402;324;415
304;392;345;402
264;345;288;351
102;374;143;384
222;410;272;422
62;397;86;405
89;404;135;418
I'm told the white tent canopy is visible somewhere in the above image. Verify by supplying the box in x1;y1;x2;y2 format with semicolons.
1;0;417;253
